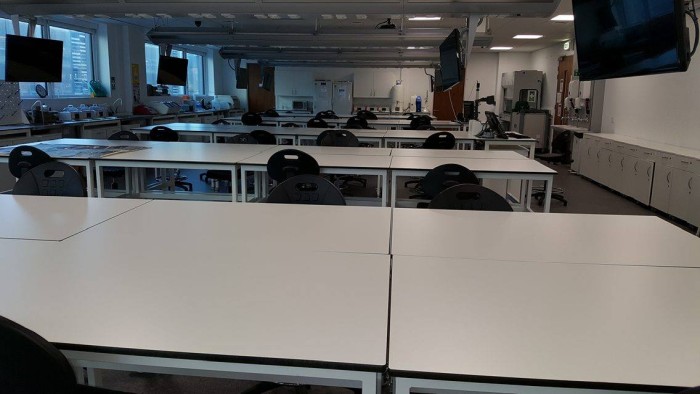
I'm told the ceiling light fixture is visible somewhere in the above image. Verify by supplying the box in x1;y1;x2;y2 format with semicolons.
490;46;513;51
513;34;543;39
551;14;574;22
408;16;442;21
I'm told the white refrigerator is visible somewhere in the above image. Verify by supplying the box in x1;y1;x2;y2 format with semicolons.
313;80;333;113
332;81;353;115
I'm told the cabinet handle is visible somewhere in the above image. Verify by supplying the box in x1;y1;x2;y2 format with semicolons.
667;172;671;184
647;166;651;177
662;156;671;160
634;162;639;172
689;177;693;190
608;155;612;163
597;151;601;159
630;148;637;152
620;157;625;167
681;160;692;164
643;152;652;155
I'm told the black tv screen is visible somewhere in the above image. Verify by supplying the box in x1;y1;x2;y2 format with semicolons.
236;67;248;89
434;68;444;93
5;35;63;82
573;0;690;81
439;29;463;91
157;55;188;86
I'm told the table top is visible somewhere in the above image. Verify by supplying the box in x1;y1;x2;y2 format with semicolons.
0;195;150;241
383;130;472;140
390;149;527;160
92;140;274;164
389;255;700;389
389;156;556;175
392;209;700;268
240;147;393;168
132;123;296;135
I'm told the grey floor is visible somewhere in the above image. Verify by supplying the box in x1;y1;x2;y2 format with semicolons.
94;159;697;393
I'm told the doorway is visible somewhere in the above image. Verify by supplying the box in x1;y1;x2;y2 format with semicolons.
433;69;466;121
554;55;574;125
247;64;276;113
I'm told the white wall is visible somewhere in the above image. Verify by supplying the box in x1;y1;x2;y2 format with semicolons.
601;60;700;150
464;53;499;121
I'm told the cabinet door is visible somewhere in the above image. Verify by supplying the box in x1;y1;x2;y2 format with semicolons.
632;159;654;205
372;70;396;98
579;138;596;179
274;70;295;96
294;71;315;97
689;172;700;227
669;169;693;221
571;136;582;173
353;70;375;97
651;164;673;213
620;155;635;197
598;149;613;186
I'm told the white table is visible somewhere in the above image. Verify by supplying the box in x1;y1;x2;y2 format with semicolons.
476;136;539;158
390;255;700;393
389;156;556;211
0;194;149;241
0;200;391;393
550;124;589;153
239;146;392;206
391;209;700;268
391;148;527;160
132;123;299;145
383;130;474;150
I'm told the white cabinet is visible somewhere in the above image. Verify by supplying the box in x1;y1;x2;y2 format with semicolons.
353;70;395;98
669;169;694;222
690;172;700;226
622;157;653;205
81;121;121;140
275;70;314;97
571;135;582;173
579;137;599;181
651;164;673;213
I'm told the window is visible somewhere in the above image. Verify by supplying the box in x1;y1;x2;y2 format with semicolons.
0;18;94;99
144;43;205;96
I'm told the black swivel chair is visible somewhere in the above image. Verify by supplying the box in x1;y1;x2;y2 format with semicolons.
0;315;130;393
211;119;231;125
241;112;263;126
13;161;86;197
264;109;280;117
404;115;432;130
345;116;372;129
531;130;572;207
200;134;258;193
266;174;346;206
409;164;480;207
315;110;339;119
266;149;320;183
250;129;278;145
148;126;192;192
317;130;367;189
307;118;329;129
678;387;700;393
423;132;456;149
281;122;301;128
356;109;378;120
102;131;139;189
8;145;53;179
428;184;513;211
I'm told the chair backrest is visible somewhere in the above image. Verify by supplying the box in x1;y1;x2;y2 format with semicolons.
250;129;277;145
421;163;480;198
357;110;378;120
264;108;280;117
315;129;334;146
211;119;231;125
423;132;456;150
149;126;178;142
108;130;139;141
0;315;78;393
346;116;370;129
266;174;346;206
230;133;259;144
409;116;432;130
266;149;320;182
241;111;263;126
316;110;339;119
552;130;573;154
281;122;301;128
13;161;85;197
307;118;329;128
319;129;360;147
8;145;53;179
428;184;513;211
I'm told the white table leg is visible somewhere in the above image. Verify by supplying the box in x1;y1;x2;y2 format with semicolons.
86;368;103;387
241;168;249;203
85;162;95;197
543;176;553;213
231;166;238;203
381;171;388;207
95;163;103;198
391;172;398;208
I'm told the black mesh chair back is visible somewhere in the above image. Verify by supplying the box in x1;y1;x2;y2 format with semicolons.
315;130;334;146
266;149;320;182
423;132;456;150
319;129;360;147
13;161;85;197
346;116;370;129
250;129;277;145
241;112;263;126
266;174;346;206
212;119;231;125
281;122;301;128
428;184;513;211
231;133;259;144
108;130;139;141
8;145;53;179
264;109;280;117
0;315;78;393
552;130;573;154
149;126;178;142
316;110;339;119
357;110;378;120
408;116;432;130
307;118;329;128
421;164;480;198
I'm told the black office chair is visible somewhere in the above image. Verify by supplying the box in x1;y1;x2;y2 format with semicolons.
148;126;192;192
678;387;700;393
428;184;513;211
250;129;278;145
200;134;259;192
266;149;320;183
266;174;346;206
318;129;360;147
8;145;53;179
281;122;301;128
0;315;130;393
264;109;280;117
315;110;339;119
409;164;480;206
356;109;378;120
13;161;85;197
423;132;456;149
345;116;372;129
307;118;329;128
102;131;139;189
404;115;432;130
211;119;231;125
532;130;572;207
241;112;263;126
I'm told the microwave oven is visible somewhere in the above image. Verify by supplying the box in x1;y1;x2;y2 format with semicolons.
292;100;310;111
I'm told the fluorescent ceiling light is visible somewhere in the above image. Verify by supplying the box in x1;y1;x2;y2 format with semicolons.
490;46;513;51
288;14;301;19
335;14;347;20
513;34;543;39
253;14;268;19
408;16;442;21
551;14;574;21
201;13;216;19
268;14;282;19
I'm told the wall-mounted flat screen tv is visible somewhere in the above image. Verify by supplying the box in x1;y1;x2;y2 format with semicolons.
5;35;63;82
157;55;188;86
573;0;690;81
